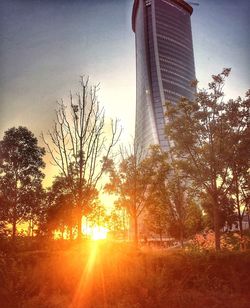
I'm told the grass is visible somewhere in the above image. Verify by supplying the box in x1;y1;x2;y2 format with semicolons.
0;240;250;308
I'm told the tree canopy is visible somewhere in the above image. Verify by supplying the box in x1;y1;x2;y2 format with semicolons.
0;126;45;239
165;69;250;250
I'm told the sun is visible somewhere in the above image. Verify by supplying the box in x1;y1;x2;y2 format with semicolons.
82;221;109;241
91;226;108;240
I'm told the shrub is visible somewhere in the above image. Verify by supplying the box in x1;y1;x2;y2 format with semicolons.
189;229;250;251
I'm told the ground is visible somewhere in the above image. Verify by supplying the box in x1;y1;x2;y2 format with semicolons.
0;239;250;308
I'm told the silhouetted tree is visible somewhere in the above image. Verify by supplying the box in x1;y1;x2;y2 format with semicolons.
0;192;8;237
24;184;45;237
43;77;121;239
86;201;107;229
0;127;45;240
43;176;79;239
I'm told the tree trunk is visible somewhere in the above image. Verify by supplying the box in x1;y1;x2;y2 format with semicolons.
160;230;163;243
13;182;17;241
133;215;138;246
239;217;243;239
213;201;221;251
69;225;73;241
12;219;16;241
122;210;126;241
235;175;243;239
180;224;184;248
30;218;34;237
28;219;31;237
12;202;17;241
77;213;82;240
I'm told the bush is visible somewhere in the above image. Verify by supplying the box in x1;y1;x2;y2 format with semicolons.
189;229;250;252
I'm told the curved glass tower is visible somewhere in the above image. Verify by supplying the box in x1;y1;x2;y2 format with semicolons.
132;0;196;151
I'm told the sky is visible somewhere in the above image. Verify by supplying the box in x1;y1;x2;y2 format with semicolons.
0;0;249;186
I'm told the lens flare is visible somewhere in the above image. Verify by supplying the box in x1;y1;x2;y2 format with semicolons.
91;226;108;240
82;221;109;241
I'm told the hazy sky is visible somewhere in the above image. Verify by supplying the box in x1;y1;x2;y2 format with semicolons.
0;0;249;184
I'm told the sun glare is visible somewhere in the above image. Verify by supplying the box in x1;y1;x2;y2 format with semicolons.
91;226;108;240
82;222;109;241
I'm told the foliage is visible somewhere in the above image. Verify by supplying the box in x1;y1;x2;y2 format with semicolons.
0;127;45;239
227;104;250;237
142;146;204;244
86;201;108;228
190;230;250;252
165;69;250;250
105;145;150;244
41;176;77;238
104;206;129;240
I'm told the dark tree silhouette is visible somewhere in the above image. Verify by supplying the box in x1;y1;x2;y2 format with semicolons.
0;127;45;240
43;77;121;239
43;176;79;239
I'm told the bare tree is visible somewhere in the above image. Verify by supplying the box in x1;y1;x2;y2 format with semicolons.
43;77;121;238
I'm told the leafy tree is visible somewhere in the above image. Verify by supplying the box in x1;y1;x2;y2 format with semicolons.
42;176;79;239
0;127;45;240
86;201;107;229
165;69;249;250
225;94;249;237
143;202;169;242
24;184;45;237
0;192;8;237
141;147;170;241
107;205;129;240
200;192;236;231
43;77;121;239
185;201;204;237
105;146;149;245
143;146;203;246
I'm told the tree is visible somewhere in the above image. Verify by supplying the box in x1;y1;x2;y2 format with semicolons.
43;77;121;239
143;146;203;246
86;201;107;229
141;146;170;242
165;69;250;250
107;206;129;240
105;145;149;245
24;183;45;237
225;93;250;237
0;192;8;237
43;176;79;239
0;127;45;240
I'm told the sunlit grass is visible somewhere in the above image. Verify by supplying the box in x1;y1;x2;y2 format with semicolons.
71;241;99;307
1;240;250;308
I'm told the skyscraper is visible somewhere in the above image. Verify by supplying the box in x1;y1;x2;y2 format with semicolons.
132;0;196;151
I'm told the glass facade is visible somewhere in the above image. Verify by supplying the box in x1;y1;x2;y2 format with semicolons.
132;0;196;151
